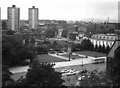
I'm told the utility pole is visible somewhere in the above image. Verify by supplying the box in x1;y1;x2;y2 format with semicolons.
81;58;84;71
67;42;72;61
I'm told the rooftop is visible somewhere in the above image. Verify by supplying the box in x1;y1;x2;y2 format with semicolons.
107;40;120;58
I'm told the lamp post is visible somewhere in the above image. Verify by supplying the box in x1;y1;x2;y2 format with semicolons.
81;58;84;66
81;58;84;71
68;47;71;61
69;53;71;61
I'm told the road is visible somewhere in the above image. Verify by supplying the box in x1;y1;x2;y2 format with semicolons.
11;62;106;81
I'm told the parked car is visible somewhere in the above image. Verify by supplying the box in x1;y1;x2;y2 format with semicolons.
78;76;85;81
61;69;69;73
61;69;79;76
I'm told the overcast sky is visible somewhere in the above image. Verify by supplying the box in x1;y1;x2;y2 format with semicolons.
0;0;119;21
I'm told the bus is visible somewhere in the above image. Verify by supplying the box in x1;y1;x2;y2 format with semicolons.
91;57;106;64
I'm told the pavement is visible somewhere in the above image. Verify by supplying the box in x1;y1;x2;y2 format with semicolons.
9;52;104;74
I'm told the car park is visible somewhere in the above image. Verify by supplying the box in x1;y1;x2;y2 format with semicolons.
61;69;69;73
61;69;80;76
78;76;85;81
65;71;76;76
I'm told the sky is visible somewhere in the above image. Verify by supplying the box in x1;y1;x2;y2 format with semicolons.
0;0;119;22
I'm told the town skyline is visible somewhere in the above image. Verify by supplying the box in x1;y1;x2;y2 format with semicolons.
0;0;119;22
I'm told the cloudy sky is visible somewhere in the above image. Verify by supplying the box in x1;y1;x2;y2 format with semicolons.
0;0;119;22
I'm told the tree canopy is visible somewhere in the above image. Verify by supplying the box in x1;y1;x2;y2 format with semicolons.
80;39;93;50
2;65;15;87
80;70;113;87
24;61;64;86
2;35;35;67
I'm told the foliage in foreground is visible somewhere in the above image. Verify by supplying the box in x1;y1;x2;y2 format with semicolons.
79;70;114;87
16;61;64;87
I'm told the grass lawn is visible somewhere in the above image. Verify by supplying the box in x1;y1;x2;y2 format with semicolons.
37;54;67;63
75;50;106;57
60;54;84;59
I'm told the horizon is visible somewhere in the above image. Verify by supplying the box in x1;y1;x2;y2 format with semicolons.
0;0;119;22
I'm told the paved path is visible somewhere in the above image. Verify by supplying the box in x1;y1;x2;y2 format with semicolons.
9;58;92;74
54;57;92;68
9;53;101;74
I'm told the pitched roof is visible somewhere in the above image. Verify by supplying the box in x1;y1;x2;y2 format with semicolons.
107;40;120;58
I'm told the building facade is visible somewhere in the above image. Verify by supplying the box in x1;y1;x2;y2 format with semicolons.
57;29;63;38
0;7;1;31
90;34;118;48
106;40;120;80
29;6;39;29
7;5;20;31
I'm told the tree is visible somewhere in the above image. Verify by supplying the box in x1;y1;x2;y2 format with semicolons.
6;30;15;35
80;39;93;50
2;65;15;87
2;20;8;30
2;35;35;67
43;40;51;45
98;45;102;52
106;45;110;54
50;41;62;51
35;45;49;54
30;37;35;44
62;29;68;38
90;43;94;51
15;47;35;64
24;38;29;47
46;27;57;38
80;70;113;87
101;44;106;53
24;61;64;86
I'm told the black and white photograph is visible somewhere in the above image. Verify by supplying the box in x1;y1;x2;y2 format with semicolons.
0;0;120;87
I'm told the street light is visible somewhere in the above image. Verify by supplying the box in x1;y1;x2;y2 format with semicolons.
81;58;84;72
81;58;84;66
68;53;71;61
68;47;71;61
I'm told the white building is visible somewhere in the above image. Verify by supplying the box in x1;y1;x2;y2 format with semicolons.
29;6;39;29
57;29;63;38
90;34;118;48
7;5;20;31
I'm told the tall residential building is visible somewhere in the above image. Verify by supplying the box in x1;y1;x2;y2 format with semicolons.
7;5;20;31
29;6;39;29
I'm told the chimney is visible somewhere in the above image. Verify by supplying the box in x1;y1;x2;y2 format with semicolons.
12;5;16;7
32;6;35;8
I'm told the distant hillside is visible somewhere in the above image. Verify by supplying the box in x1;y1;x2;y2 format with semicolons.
81;18;117;23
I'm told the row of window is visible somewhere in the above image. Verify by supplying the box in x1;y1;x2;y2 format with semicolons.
92;35;118;40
